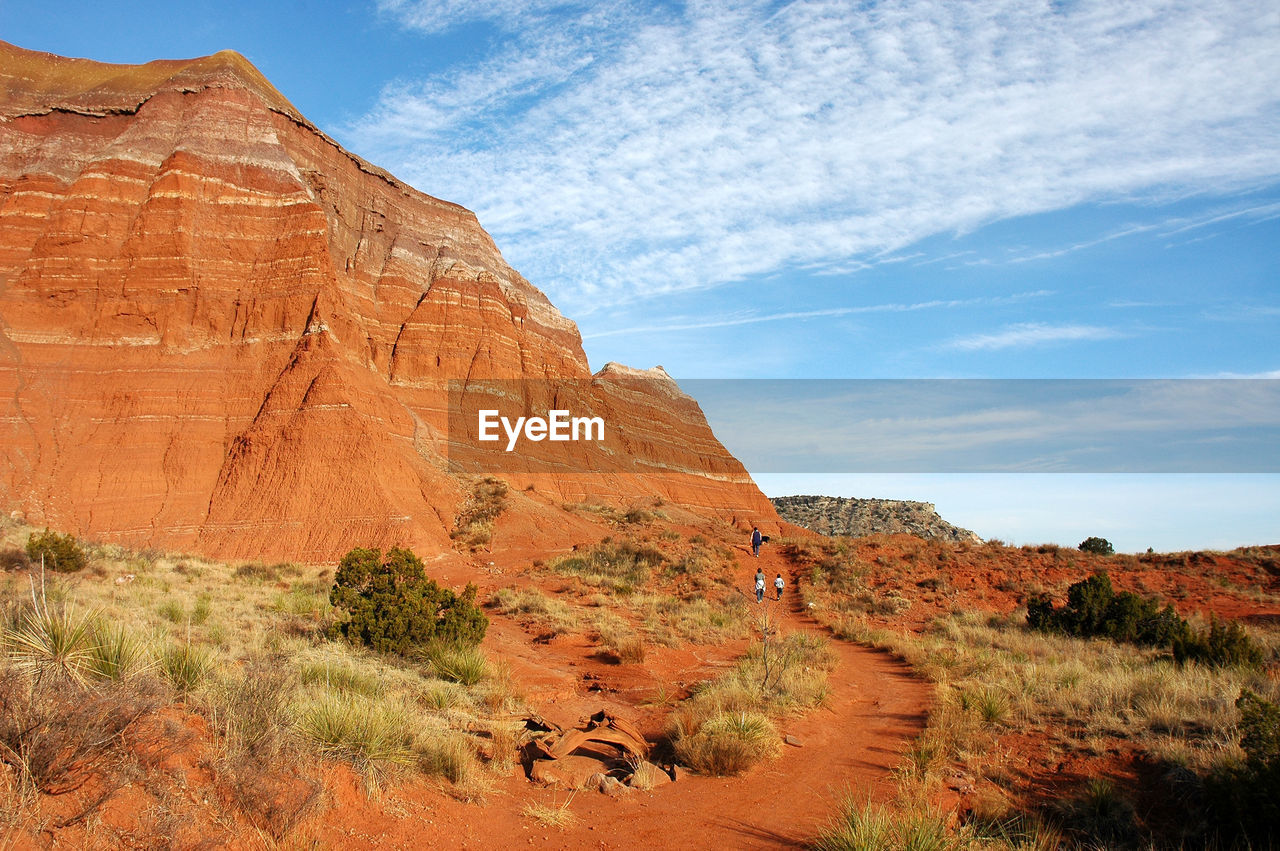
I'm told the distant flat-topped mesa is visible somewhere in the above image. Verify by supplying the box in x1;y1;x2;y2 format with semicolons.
0;41;779;561
771;495;982;544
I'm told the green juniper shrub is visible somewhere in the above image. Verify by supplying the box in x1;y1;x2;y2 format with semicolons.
1078;536;1115;556
25;529;88;573
1206;689;1280;846
1027;571;1262;668
1172;616;1265;669
329;547;487;655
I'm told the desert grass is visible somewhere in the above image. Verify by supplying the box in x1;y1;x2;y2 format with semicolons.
786;534;1280;846
424;642;490;685
451;476;509;551
520;533;750;652
815;794;1062;851
672;710;781;776
815;605;1279;846
545;537;665;594
0;520;528;836
521;790;579;827
489;585;581;635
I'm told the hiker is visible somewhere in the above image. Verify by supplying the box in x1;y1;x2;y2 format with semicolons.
755;570;765;603
751;526;762;557
775;573;784;601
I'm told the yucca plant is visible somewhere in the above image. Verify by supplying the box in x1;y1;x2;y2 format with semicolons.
87;622;148;681
6;605;98;686
160;640;212;693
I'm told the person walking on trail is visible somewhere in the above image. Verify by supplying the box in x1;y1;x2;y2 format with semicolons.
774;573;784;601
755;570;765;603
751;526;762;558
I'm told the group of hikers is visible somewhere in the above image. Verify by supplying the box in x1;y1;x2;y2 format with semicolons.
750;525;783;603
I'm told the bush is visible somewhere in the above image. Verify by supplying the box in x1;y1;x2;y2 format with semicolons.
1206;690;1280;846
1027;571;1262;668
329;547;487;655
0;666;159;795
0;547;30;571
1172;616;1265;668
25;529;88;572
1078;536;1115;556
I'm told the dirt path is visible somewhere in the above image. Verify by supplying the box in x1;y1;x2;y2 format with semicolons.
322;544;932;849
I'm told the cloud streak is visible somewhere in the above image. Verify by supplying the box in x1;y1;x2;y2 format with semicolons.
355;0;1280;313
583;290;1054;339
944;322;1125;351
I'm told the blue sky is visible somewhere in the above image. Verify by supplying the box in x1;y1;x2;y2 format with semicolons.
6;0;1279;550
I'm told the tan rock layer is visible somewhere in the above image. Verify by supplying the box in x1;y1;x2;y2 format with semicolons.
0;41;780;562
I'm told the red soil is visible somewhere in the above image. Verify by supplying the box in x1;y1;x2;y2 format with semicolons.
312;541;932;849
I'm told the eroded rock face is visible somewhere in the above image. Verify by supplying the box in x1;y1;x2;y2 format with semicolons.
0;41;779;561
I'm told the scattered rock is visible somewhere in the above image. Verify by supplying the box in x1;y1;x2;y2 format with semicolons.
530;755;610;788
598;775;629;797
784;734;803;748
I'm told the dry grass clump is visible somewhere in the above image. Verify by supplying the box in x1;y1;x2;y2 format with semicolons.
452;476;509;551
293;691;417;791
815;794;1061;851
522;791;579;827
424;642;490;685
673;711;780;776
592;612;647;663
546;536;665;594
489;585;581;635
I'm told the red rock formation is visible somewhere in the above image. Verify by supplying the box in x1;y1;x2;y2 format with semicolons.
0;42;780;561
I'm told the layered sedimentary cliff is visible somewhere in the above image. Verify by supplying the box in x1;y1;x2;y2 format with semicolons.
0;42;779;561
771;495;982;543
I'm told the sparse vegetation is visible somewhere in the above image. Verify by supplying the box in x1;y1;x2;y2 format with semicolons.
1028;570;1264;668
546;536;666;594
667;629;834;776
452;476;509;550
0;520;524;841
785;536;1280;848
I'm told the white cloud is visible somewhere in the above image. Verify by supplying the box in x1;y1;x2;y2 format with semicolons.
582;289;1053;338
944;322;1123;351
353;0;1280;313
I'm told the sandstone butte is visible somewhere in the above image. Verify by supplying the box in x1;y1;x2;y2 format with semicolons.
0;41;783;563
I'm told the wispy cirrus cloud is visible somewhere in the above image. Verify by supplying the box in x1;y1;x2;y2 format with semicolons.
944;322;1124;351
583;290;1053;339
354;0;1280;313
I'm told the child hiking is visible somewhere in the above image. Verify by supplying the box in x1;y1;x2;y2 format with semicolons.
774;573;784;601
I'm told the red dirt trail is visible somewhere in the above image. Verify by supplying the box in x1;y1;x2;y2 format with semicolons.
320;543;933;849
